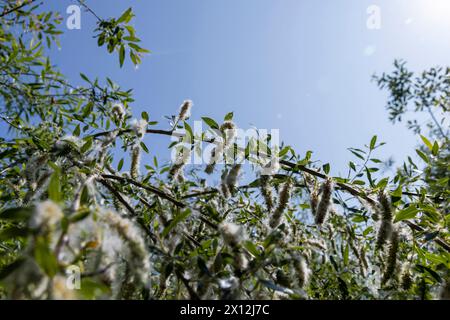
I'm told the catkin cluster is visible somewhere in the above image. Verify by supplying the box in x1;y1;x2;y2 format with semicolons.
313;178;334;225
129;118;148;179
220;164;242;197
178;100;193;122
102;209;151;287
205;121;236;174
269;180;292;228
169;145;191;182
260;175;275;213
376;191;394;250
292;254;311;289
381;229;399;285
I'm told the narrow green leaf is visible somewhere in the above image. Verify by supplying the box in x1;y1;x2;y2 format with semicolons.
416;149;429;164
48;172;61;202
201;117;219;130
141;111;149;121
420;135;433;151
117;158;124;171
370;135;377;150
119;45;125;67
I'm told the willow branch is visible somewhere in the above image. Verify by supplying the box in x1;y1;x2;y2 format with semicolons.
91;127;450;253
0;0;36;18
97;178;136;215
101;174;186;208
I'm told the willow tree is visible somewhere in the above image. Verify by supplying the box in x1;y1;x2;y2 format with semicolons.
0;1;449;300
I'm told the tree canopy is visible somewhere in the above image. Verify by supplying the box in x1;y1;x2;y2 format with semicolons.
0;1;449;300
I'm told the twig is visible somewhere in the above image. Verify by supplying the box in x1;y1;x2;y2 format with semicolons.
97;178;136;215
101;174;186;208
0;0;36;18
76;0;102;22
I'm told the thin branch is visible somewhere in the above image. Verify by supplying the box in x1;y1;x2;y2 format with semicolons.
404;220;450;252
101;174;186;208
76;0;102;22
425;105;447;139
0;0;36;18
97;178;136;215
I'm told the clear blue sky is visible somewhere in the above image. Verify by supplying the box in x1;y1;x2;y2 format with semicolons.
37;1;450;175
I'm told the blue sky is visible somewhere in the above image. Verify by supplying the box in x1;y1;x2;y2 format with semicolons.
38;1;450;175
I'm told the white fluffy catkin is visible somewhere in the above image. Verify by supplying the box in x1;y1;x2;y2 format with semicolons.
205;121;237;173
220;121;237;149
218;222;246;247
220;169;231;198
260;175;274;213
293;255;310;289
112;103;125;121
376;191;394;250
269;180;292;228
130;144;141;179
102;210;150;287
381;228;399;285
315;178;334;225
205;142;224;175
169;146;191;182
30;200;64;230
178;100;193;122
130;119;147;139
226;164;241;195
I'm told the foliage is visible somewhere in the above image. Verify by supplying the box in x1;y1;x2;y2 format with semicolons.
0;1;449;300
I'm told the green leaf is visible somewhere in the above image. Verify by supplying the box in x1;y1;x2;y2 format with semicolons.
343;243;349;266
140;141;149;153
322;163;330;174
80;73;91;84
416;149;429;164
420;135;433;151
48;171;61;202
351;215;367;223
119;45;125;67
184;121;193;143
34;237;59;277
73;124;81;137
224;112;234;121
432;141;439;156
0;207;33;221
81;137;93;153
69;209;91;223
370;135;377;150
162;209;192;238
117;158;124;171
394;206;419;223
117;7;133;24
349;150;365;161
201;117;219;130
81;101;94;118
376;177;389;189
278;146;290;158
141;111;149;121
244;241;260;257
